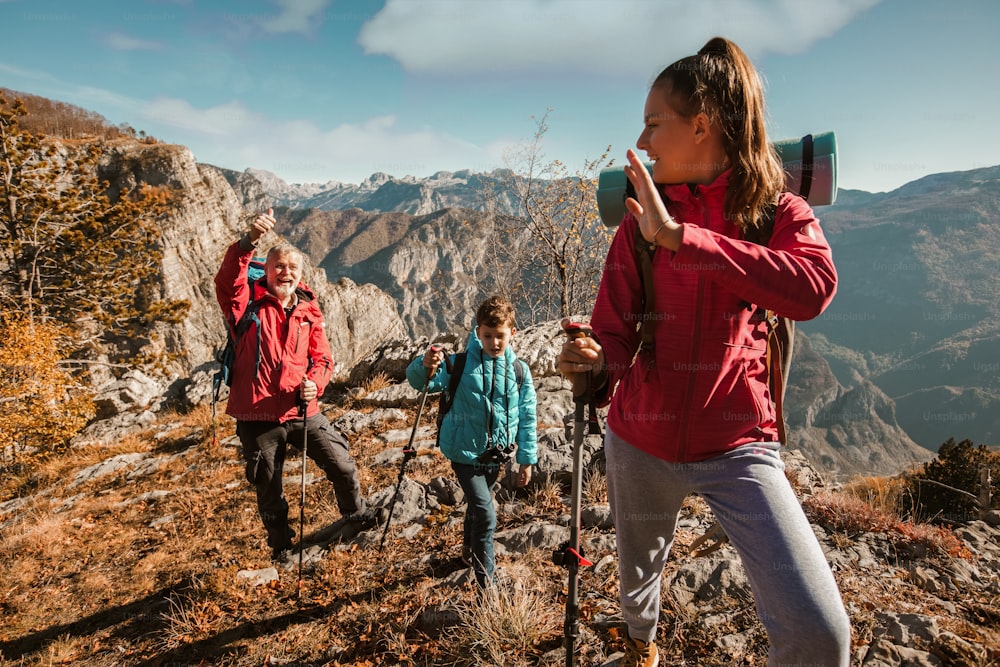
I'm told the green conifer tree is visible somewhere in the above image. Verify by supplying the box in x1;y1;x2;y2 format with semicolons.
0;92;189;364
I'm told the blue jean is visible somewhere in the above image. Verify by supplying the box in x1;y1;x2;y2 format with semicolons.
452;460;501;587
605;427;851;666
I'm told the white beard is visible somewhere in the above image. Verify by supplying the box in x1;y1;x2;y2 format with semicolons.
272;283;295;301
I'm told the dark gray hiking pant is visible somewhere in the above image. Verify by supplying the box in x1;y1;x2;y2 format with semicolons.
237;413;364;550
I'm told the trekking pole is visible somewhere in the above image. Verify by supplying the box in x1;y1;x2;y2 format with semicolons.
554;321;595;667
297;396;308;604
378;346;442;553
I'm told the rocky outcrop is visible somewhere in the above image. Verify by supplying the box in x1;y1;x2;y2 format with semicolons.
93;140;406;392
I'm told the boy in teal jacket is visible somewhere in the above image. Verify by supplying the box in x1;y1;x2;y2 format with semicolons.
406;296;537;588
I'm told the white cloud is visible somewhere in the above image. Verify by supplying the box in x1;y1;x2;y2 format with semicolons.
138;97;490;183
104;32;164;51
142;98;257;134
257;0;331;34
358;0;882;76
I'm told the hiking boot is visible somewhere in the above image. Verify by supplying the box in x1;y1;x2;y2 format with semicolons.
620;635;658;667
269;529;295;562
271;544;294;563
345;507;377;528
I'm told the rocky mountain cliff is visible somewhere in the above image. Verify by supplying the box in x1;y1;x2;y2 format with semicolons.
783;334;928;477
814;167;1000;450
93;142;407;390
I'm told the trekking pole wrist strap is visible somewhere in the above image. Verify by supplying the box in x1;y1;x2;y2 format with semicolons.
239;233;259;252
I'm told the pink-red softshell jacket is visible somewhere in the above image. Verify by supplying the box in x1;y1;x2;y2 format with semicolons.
592;170;837;463
215;241;334;423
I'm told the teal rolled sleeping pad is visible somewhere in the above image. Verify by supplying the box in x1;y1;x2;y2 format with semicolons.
596;131;837;227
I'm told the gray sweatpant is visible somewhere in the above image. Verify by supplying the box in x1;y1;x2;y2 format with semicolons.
605;428;851;666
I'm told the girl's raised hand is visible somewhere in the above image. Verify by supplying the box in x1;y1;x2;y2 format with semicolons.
624;149;681;251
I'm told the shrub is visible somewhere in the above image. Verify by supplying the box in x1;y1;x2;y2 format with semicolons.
905;438;1000;524
803;489;896;536
0;313;94;482
804;487;973;558
444;582;559;666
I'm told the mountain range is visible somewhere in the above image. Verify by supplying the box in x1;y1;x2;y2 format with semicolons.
7;88;995;483
229;163;1000;457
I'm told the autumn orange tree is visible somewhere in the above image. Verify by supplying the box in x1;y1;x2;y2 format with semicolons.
0;93;188;477
0;312;93;479
481;111;615;323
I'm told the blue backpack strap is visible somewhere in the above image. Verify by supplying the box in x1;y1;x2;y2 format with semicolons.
224;261;267;383
235;302;263;379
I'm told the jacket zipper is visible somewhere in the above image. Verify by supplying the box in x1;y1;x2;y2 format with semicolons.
677;194;708;459
678;277;705;459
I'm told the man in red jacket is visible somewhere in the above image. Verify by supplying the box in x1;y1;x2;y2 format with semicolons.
215;209;370;562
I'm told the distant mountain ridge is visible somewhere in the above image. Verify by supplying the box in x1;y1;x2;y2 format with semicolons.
244;167;518;216
811;165;1000;450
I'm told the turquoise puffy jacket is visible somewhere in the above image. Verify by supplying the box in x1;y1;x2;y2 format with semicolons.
406;329;538;466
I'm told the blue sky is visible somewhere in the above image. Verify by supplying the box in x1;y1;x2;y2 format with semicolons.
1;0;997;194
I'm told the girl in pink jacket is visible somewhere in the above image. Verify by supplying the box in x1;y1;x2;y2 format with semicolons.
558;37;850;667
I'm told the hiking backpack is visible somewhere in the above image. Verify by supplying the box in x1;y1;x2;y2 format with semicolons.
210;258;266;444
434;351;527;448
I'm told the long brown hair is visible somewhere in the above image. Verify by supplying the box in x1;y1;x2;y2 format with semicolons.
652;36;784;232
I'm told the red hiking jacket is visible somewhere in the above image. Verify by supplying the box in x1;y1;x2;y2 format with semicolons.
215;241;334;423
592;171;837;462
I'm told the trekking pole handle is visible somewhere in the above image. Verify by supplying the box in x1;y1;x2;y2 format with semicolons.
298;375;315;417
562;321;593;341
561;321;596;404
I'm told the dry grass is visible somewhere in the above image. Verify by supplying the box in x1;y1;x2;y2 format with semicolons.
443;579;561;666
2;397;998;666
526;477;565;514
344;372;395;408
804;488;975;558
841;474;912;519
154;592;227;653
803;488;898;535
361;371;393;394
582;468;607;504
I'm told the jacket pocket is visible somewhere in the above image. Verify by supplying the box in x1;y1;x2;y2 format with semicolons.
713;343;769;430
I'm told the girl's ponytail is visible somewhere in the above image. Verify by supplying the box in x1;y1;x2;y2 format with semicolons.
654;37;784;231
